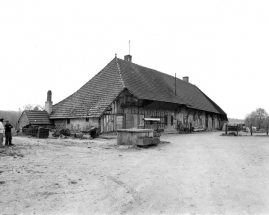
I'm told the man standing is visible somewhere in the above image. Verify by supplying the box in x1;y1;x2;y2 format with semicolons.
0;118;4;147
5;120;13;146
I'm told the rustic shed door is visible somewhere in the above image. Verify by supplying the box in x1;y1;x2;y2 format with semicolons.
103;115;114;132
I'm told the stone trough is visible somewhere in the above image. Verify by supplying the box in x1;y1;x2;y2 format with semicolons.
117;129;160;146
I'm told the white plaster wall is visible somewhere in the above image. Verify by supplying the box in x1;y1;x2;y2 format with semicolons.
66;118;99;132
18;112;29;129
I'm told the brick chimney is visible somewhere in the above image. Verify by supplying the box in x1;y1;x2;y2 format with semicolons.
183;76;189;82
45;90;53;114
124;55;132;62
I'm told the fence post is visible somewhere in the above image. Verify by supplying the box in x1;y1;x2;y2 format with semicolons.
250;124;252;136
225;123;228;135
267;123;268;136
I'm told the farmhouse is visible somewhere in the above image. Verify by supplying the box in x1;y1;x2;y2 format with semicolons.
48;55;227;133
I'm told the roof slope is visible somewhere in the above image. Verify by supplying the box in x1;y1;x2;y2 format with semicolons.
50;57;226;118
117;59;186;105
117;58;226;115
20;111;53;125
50;58;124;118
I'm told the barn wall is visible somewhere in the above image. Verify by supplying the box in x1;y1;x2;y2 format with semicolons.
174;108;206;130
100;90;179;132
100;90;226;133
18;112;29;129
52;89;226;133
53;118;99;132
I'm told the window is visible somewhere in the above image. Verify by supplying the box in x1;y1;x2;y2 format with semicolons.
171;115;173;125
86;117;89;122
67;119;70;124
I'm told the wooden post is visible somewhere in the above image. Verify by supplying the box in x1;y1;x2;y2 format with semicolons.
190;122;192;133
225;123;228;135
250;124;252;136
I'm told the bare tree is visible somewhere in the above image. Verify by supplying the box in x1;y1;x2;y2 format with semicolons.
256;108;268;129
23;104;45;111
245;108;268;129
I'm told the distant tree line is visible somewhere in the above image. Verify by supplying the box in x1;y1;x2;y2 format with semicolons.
0;104;45;128
245;108;269;130
0;110;22;128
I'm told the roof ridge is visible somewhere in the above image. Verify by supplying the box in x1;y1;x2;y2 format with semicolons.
117;58;196;86
115;57;125;88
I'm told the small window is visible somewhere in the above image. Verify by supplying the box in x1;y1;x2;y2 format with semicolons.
86;117;89;122
67;119;70;124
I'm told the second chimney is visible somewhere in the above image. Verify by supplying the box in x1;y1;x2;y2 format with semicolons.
124;55;132;62
45;90;53;114
183;76;189;82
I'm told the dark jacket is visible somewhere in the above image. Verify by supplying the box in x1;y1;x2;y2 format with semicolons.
5;123;13;133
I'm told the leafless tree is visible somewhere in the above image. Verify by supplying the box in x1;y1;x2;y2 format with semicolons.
23;104;45;111
245;108;268;129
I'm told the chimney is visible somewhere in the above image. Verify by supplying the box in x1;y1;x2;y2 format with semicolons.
45;90;53;114
124;55;132;62
183;76;189;82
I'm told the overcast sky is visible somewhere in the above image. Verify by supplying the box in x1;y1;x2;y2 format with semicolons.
0;0;268;119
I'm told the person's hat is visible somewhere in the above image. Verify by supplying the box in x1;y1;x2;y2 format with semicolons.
5;120;9;122
0;118;4;121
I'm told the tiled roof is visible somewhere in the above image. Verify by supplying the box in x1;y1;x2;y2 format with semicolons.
117;58;226;115
20;111;53;125
50;57;226;118
50;58;124;118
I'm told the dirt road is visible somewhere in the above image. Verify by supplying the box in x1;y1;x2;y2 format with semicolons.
1;132;269;214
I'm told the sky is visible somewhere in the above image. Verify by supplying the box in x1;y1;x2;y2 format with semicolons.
0;0;268;119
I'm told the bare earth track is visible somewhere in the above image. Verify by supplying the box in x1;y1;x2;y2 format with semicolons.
1;132;269;214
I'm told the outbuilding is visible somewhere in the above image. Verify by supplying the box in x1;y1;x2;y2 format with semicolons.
18;110;54;130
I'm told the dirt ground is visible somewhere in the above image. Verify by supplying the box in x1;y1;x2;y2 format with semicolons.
1;132;269;215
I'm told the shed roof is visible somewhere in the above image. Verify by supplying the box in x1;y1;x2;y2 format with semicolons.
50;57;226;118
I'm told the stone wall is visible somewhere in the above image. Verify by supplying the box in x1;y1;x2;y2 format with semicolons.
54;118;99;132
